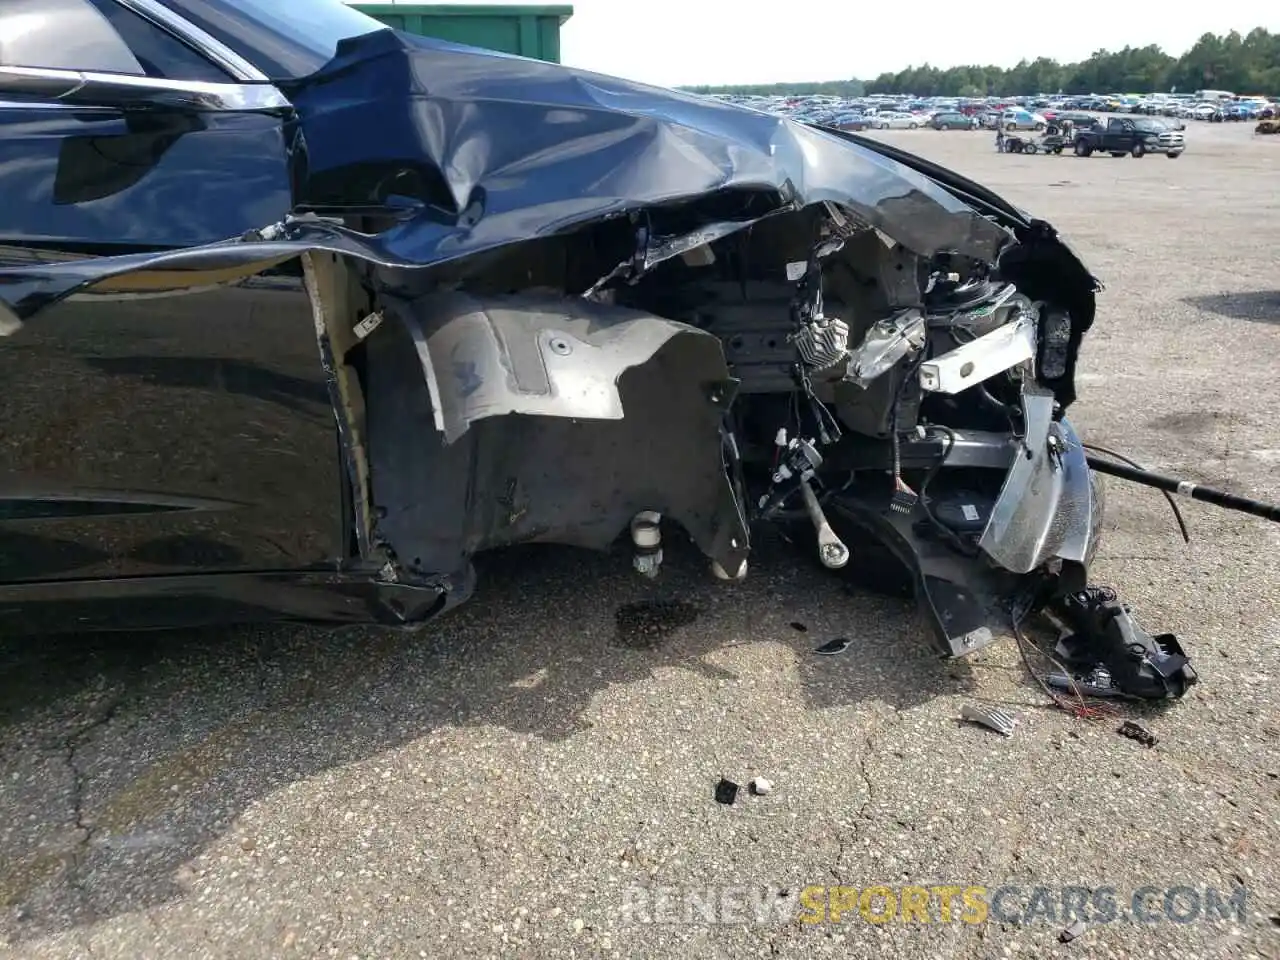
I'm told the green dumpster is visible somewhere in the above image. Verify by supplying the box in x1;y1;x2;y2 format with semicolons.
351;4;573;63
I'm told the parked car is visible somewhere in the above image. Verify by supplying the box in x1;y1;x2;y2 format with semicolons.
0;0;1106;662
832;112;871;131
931;111;978;130
1054;111;1100;128
1073;117;1185;158
1001;109;1047;131
871;111;923;129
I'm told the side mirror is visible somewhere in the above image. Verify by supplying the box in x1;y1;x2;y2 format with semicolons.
0;65;289;114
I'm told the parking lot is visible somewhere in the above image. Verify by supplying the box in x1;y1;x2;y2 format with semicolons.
2;122;1279;959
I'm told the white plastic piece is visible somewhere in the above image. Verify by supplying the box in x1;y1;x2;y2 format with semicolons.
785;261;807;281
710;559;748;581
630;511;663;578
0;302;19;338
918;314;1037;394
630;510;662;547
680;244;716;267
749;777;774;796
774;427;788;447
353;311;384;341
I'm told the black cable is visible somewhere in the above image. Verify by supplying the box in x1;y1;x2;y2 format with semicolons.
721;419;747;518
1081;442;1190;544
976;381;1020;433
919;424;980;557
1086;451;1280;526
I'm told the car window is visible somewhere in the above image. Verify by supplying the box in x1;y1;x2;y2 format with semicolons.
84;0;232;81
0;0;142;73
153;0;387;80
0;0;230;81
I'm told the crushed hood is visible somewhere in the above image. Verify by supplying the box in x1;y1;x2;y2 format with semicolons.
276;29;1012;262
0;29;1026;328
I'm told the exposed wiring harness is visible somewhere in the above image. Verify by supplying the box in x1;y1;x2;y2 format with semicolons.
1011;613;1119;721
1007;585;1121;721
889;350;929;506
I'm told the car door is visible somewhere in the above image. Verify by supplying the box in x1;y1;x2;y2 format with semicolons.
1104;118;1131;149
0;0;345;586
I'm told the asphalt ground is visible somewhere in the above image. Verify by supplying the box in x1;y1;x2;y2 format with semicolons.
2;119;1278;959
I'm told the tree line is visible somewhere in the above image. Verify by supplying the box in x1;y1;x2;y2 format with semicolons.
683;79;865;97
684;29;1280;98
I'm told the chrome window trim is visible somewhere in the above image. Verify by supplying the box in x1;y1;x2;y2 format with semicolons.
0;65;290;111
112;0;271;82
0;100;101;111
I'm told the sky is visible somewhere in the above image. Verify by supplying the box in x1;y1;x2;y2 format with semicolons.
344;0;1280;89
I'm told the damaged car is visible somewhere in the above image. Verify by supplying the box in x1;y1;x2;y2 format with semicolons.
0;0;1176;683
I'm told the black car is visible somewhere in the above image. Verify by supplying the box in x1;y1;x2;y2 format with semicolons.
0;0;1110;665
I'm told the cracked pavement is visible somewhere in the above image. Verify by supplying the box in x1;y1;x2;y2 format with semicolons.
2;123;1280;959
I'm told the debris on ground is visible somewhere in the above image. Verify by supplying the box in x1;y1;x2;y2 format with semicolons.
749;777;774;796
1049;586;1197;700
1059;919;1089;943
1117;720;1158;748
960;703;1017;737
814;638;852;656
714;778;739;805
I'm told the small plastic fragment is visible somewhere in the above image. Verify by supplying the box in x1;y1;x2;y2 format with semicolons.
814;638;852;656
1117;720;1158;748
714;778;739;805
960;703;1017;737
1059;919;1088;943
749;777;773;796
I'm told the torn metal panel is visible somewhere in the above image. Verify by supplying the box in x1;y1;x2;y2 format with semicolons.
845;310;927;388
387;292;717;446
979;384;1097;573
363;292;749;580
301;252;376;558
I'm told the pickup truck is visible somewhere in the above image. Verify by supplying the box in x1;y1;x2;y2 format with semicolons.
1073;117;1186;158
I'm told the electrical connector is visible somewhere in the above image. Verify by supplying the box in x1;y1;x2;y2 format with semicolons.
889;485;919;515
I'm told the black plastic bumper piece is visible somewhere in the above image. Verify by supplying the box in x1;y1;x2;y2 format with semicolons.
825;490;1075;658
1049;586;1197;700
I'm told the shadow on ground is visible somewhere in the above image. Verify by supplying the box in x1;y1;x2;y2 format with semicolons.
1183;291;1280;323
0;533;980;940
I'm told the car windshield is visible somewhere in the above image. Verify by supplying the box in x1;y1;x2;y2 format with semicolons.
156;0;388;79
1134;119;1168;132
